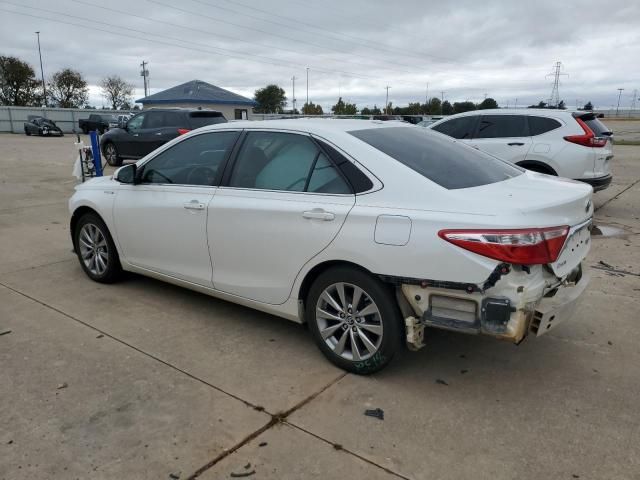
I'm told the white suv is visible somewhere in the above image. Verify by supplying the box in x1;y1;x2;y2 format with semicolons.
428;109;613;191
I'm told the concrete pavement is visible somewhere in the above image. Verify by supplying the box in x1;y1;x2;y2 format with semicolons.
1;135;639;479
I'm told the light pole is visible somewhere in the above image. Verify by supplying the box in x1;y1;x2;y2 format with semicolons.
616;88;624;116
291;76;296;114
306;67;309;109
385;86;391;114
35;31;46;106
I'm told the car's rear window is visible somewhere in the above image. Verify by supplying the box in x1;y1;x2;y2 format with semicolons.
189;112;227;128
581;116;611;136
349;127;523;189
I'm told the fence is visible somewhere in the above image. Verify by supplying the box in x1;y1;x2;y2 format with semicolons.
0;106;124;134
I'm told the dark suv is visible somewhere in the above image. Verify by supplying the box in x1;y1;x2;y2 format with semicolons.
100;108;227;166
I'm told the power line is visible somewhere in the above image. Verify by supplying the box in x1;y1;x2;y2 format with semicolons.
208;0;456;65
149;0;421;73
0;2;381;81
616;88;624;117
69;0;409;75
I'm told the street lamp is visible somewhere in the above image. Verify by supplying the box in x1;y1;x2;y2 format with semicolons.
35;31;46;106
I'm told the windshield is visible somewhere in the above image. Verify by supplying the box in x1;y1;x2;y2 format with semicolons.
349;126;523;189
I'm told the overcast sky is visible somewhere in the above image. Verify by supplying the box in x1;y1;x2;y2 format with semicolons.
1;0;639;111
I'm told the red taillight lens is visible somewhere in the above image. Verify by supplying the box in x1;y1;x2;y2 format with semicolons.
438;226;569;264
177;128;191;135
564;118;607;148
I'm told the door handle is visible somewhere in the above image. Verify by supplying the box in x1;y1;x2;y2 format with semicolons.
155;132;163;136
303;209;335;221
183;200;205;210
133;133;139;137
507;142;525;146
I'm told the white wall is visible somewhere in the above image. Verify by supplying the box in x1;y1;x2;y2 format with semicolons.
141;102;254;120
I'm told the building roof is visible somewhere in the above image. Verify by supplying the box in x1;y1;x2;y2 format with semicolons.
137;80;257;106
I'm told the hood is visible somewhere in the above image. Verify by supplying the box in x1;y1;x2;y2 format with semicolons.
75;175;114;190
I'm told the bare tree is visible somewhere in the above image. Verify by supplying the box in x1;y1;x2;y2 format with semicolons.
100;75;134;110
48;68;88;108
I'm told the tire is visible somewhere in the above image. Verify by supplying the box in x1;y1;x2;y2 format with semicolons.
82;126;89;134
25;128;31;136
306;266;401;374
74;213;122;283
103;142;123;167
99;126;105;135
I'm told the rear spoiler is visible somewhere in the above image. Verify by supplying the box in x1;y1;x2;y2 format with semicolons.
572;112;613;136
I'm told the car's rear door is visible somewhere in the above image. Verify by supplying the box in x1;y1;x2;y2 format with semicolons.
113;130;240;286
469;114;532;163
208;130;355;305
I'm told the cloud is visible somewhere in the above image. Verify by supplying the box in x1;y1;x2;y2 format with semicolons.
1;0;639;110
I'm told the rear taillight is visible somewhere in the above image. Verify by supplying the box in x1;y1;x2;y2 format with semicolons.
177;128;191;135
564;118;607;148
438;226;569;265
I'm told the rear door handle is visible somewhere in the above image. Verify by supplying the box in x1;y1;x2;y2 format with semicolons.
155;132;163;136
184;200;205;210
508;142;525;146
302;209;335;221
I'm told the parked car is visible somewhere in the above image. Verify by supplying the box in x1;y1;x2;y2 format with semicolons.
99;108;227;166
79;114;118;134
111;113;133;130
70;120;593;373
23;116;64;136
428;109;613;191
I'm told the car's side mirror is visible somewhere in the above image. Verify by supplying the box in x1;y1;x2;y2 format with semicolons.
114;164;136;184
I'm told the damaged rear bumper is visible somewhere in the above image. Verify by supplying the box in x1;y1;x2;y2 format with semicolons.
399;264;589;345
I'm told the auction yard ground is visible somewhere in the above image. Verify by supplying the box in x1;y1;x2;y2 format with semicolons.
1;124;639;480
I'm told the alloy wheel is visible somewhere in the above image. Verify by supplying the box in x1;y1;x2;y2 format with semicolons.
105;144;116;164
78;223;109;276
315;282;383;361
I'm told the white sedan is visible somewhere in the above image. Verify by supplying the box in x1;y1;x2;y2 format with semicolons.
69;119;593;374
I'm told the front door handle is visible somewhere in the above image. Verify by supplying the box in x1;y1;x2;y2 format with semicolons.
508;142;525;146
155;132;163;136
183;200;205;211
303;209;335;221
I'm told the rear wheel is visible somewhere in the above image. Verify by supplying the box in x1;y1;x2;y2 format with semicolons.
25;128;31;136
306;266;401;374
74;213;122;283
82;126;89;134
103;142;123;167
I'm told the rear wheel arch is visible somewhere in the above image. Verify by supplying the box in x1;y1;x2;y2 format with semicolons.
516;160;557;175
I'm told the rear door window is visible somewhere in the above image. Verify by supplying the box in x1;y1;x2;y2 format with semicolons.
528;116;561;136
431;116;477;139
160;111;185;128
189;112;227;129
349;127;522;189
475;115;529;138
581;116;612;136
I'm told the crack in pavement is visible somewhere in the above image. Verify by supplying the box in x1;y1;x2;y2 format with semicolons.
0;281;267;412
595;178;640;212
285;421;412;480
186;372;348;479
0;281;398;479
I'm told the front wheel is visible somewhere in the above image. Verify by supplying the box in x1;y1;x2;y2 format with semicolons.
306;267;401;374
103;142;122;166
74;213;122;283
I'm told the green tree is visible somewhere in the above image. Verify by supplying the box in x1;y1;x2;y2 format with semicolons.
253;84;286;113
301;101;323;115
371;105;382;115
477;97;499;109
405;102;422;115
557;100;566;110
361;107;372;115
0;55;40;106
453;101;476;114
48;68;88;108
441;100;453;115
426;97;441;114
331;97;357;115
100;75;134;110
528;101;548;109
583;101;593;111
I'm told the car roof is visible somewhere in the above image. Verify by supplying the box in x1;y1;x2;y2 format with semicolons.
440;108;577;118
201;118;412;135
